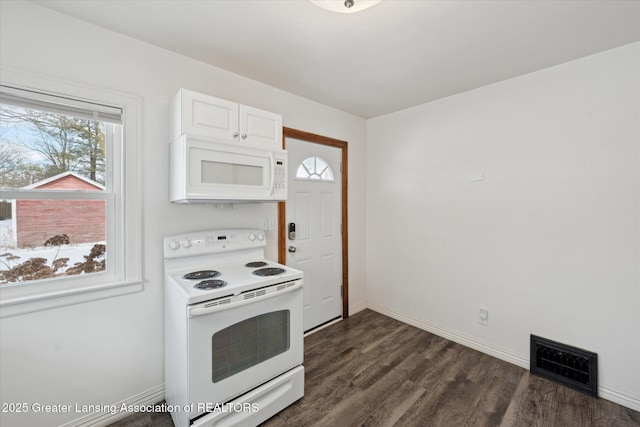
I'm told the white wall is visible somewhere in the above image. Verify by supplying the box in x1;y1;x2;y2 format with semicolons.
0;2;367;426
367;42;640;409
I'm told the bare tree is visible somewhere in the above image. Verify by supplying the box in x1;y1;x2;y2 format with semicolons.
0;138;23;178
73;118;105;183
0;105;106;185
0;138;45;187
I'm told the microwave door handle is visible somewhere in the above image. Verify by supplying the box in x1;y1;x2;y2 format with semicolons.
269;151;275;196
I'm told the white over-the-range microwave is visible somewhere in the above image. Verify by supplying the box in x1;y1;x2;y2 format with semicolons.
170;134;287;203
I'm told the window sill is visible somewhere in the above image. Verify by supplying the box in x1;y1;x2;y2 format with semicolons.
0;279;144;318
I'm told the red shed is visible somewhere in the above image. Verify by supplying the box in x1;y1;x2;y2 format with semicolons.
16;172;106;248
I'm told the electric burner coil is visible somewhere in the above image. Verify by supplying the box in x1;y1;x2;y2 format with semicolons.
252;267;286;277
183;270;220;280
245;261;268;268
194;279;227;290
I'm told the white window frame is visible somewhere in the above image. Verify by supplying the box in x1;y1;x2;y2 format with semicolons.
0;67;143;318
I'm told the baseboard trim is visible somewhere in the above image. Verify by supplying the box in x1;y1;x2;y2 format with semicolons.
367;302;640;412
59;384;165;427
349;302;367;316
368;303;529;368
599;386;640;412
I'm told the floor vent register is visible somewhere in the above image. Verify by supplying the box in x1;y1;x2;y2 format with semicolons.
530;334;598;398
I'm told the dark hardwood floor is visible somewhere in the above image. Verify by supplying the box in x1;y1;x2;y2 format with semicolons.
112;309;640;427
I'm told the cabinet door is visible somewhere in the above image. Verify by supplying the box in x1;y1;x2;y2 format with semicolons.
182;90;239;143
239;105;283;148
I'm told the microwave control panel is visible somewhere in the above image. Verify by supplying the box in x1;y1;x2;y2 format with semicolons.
274;160;286;190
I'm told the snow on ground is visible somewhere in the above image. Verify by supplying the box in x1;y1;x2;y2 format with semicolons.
2;243;101;265
0;220;104;282
0;219;15;249
0;241;104;279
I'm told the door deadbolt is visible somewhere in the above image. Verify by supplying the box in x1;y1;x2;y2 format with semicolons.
288;222;296;240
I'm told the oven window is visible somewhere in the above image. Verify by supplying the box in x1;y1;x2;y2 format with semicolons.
211;310;290;383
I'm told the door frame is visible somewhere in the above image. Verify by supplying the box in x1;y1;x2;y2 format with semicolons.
278;127;349;319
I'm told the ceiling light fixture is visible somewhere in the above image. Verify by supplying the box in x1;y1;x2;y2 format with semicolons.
311;0;382;14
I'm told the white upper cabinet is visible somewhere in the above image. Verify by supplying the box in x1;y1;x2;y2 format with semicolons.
171;89;282;148
239;104;283;148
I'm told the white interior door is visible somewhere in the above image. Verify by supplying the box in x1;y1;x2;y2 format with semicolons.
285;138;342;331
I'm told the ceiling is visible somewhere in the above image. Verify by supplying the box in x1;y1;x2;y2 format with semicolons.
32;0;640;119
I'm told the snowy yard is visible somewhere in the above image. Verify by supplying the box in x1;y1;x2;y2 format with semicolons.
0;233;104;284
1;220;102;265
0;219;14;249
1;242;101;266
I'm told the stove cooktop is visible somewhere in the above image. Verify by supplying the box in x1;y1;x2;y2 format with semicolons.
168;259;302;304
164;229;303;304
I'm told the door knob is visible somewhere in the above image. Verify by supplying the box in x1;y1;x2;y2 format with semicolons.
288;246;297;253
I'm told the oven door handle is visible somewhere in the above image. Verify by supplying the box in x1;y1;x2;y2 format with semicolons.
188;280;302;318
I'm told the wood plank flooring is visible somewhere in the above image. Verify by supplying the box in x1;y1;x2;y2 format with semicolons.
112;309;640;427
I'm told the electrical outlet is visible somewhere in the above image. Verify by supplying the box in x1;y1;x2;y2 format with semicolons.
260;218;275;231
469;172;485;182
478;308;489;326
213;203;233;211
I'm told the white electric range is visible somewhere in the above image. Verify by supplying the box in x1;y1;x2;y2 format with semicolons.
164;229;304;427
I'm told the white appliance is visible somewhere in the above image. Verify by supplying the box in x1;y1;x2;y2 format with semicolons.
170;135;288;203
164;229;304;427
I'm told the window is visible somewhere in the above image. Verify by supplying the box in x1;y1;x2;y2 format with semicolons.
0;94;116;284
0;77;141;317
295;156;335;181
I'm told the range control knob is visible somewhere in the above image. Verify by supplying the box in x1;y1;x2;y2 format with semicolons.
248;232;256;241
257;232;265;241
182;238;193;248
168;239;181;251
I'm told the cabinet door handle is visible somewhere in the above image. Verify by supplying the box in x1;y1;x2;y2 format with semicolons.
242;133;247;139
232;132;239;138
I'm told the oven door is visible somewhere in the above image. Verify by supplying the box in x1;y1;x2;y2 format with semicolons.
187;280;303;420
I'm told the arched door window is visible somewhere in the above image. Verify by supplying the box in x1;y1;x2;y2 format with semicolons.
295;156;335;181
